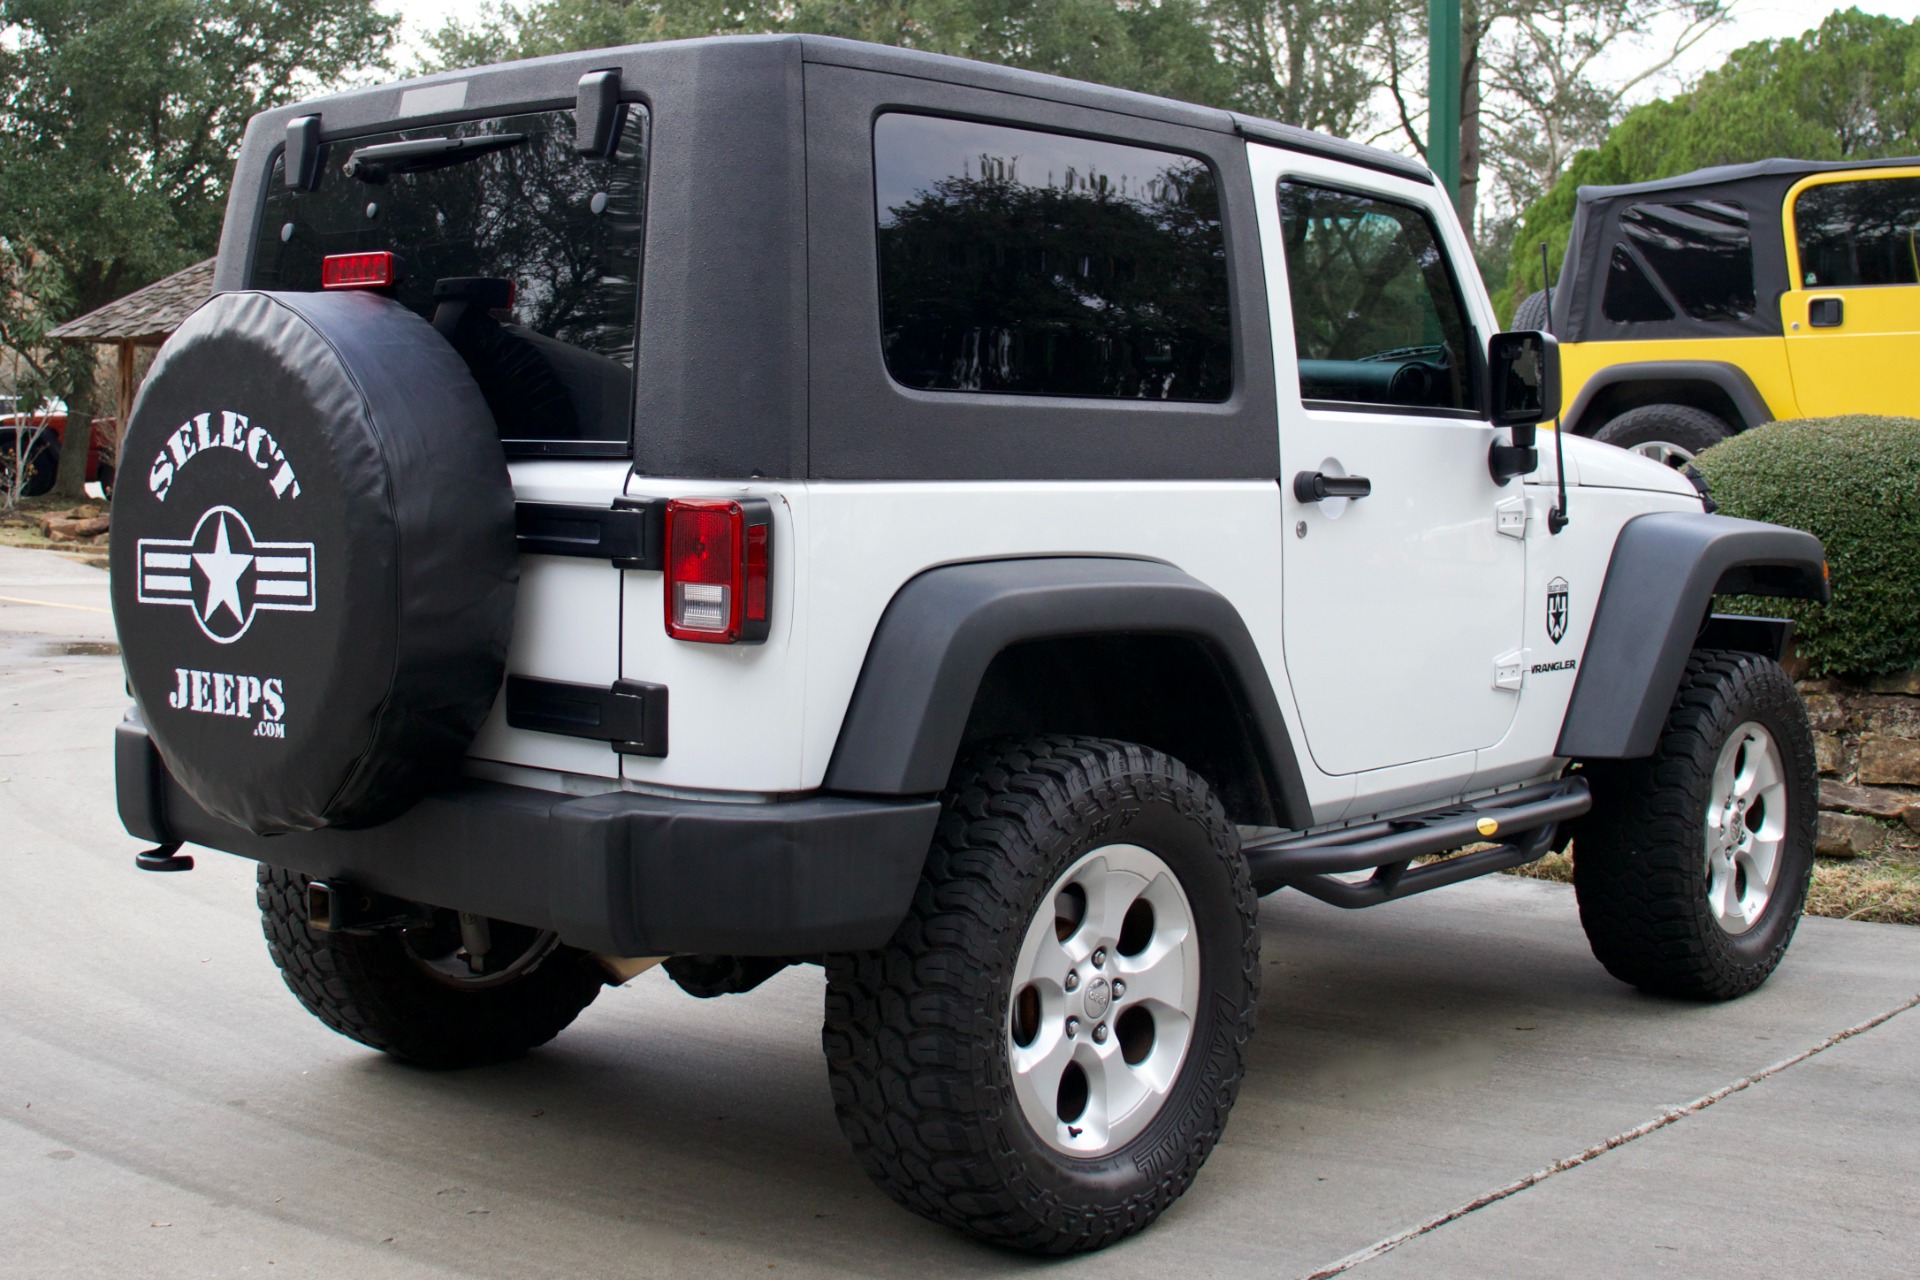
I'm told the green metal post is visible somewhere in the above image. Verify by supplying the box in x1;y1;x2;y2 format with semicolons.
1427;0;1461;209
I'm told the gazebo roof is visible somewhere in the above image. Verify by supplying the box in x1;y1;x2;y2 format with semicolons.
47;257;216;345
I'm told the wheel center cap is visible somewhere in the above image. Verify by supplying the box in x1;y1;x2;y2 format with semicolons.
1082;975;1112;1020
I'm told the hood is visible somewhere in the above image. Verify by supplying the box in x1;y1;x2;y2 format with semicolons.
1521;432;1700;500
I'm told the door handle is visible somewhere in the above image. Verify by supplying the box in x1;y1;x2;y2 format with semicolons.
1809;297;1844;328
1293;470;1373;503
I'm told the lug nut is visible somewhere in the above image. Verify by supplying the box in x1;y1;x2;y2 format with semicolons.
1092;948;1107;968
1112;980;1125;999
1066;1017;1080;1038
1093;1023;1109;1044
1065;971;1079;992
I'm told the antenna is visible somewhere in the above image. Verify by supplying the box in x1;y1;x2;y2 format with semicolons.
1540;242;1571;535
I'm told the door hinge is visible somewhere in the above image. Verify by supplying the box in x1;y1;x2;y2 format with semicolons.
1493;648;1529;691
505;675;668;756
514;497;664;569
1495;495;1528;539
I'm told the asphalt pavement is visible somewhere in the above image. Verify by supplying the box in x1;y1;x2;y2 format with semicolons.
3;544;1916;1279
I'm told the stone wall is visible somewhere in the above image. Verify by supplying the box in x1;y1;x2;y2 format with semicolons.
1799;670;1920;857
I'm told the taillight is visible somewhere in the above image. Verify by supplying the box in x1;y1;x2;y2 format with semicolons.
664;498;773;643
321;251;396;290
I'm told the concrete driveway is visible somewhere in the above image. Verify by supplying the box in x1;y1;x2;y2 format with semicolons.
2;544;1915;1278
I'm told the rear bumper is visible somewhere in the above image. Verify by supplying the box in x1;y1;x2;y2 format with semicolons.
117;715;938;956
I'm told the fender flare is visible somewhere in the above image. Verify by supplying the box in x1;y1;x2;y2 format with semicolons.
1565;361;1774;435
1557;513;1827;760
823;556;1311;825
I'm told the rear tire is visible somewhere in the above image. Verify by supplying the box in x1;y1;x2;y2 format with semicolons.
822;735;1258;1253
1593;403;1732;468
257;865;604;1067
1572;651;1816;1000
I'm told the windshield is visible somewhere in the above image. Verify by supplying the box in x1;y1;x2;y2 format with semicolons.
250;107;648;454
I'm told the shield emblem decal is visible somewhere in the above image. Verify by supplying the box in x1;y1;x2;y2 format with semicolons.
1546;577;1570;645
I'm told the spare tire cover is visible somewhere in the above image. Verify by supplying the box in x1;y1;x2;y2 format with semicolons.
110;291;517;834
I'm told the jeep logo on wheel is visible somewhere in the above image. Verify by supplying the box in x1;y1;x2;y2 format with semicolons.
136;505;316;643
1546;577;1570;644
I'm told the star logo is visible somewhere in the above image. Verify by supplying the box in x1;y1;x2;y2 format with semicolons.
137;505;315;643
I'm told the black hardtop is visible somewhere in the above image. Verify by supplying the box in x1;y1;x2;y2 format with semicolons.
215;36;1421;483
1557;154;1920;343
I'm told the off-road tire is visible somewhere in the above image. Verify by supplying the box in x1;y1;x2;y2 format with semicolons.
1572;651;1816;1000
1592;403;1733;466
257;865;604;1067
822;735;1259;1253
1511;289;1550;331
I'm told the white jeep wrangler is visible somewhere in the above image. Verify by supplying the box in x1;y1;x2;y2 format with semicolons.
111;36;1828;1253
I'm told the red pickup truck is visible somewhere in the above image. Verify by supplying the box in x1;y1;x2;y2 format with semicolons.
0;410;117;499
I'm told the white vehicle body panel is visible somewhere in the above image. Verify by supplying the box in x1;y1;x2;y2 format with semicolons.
470;142;1704;834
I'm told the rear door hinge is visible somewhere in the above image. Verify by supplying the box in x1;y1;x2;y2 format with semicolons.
505;675;668;756
514;496;664;569
1493;648;1529;692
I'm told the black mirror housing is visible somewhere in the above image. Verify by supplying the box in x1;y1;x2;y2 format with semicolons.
1487;329;1560;435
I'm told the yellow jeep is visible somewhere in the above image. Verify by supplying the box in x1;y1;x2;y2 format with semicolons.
1517;157;1920;464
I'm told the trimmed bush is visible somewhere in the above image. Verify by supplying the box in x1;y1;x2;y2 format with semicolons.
1694;415;1920;679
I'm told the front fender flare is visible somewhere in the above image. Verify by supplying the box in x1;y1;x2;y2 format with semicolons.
823;557;1310;825
1557;512;1826;760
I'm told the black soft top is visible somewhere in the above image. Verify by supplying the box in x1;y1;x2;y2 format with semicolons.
1555;154;1920;342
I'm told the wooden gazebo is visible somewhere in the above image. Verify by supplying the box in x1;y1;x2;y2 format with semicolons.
46;257;215;427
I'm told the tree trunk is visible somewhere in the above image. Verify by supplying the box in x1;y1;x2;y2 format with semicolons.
1457;0;1483;237
50;368;94;502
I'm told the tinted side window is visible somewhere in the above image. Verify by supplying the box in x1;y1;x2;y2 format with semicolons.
1795;176;1920;287
1276;182;1478;412
873;114;1232;401
1601;243;1676;322
253;108;647;451
1617;201;1754;321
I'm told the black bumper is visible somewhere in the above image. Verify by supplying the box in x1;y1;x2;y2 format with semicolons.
117;716;938;956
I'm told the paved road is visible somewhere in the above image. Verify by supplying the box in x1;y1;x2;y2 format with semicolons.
3;544;1917;1279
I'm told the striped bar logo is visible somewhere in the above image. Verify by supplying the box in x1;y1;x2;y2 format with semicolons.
136;505;316;644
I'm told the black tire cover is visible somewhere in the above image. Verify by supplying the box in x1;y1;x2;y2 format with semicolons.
110;291;517;833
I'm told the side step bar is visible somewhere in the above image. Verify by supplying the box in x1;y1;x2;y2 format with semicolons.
1244;776;1591;904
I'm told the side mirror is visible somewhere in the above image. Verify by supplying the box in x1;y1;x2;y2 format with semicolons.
1486;330;1558;483
1487;329;1560;438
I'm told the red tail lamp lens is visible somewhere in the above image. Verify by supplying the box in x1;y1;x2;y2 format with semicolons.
321;251;396;290
663;498;773;644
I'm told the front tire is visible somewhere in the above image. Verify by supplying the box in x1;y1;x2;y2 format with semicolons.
258;866;604;1067
1593;403;1732;468
822;736;1258;1253
1572;652;1816;1000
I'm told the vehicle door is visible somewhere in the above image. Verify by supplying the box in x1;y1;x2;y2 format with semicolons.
1783;168;1920;416
1250;146;1525;777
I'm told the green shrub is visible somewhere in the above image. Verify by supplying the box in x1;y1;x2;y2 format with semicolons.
1694;415;1920;679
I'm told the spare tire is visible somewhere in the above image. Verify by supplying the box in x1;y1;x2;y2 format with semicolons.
110;291;516;834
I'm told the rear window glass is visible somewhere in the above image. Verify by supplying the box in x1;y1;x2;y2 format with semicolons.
1794;176;1920;287
251;108;647;453
873;114;1232;402
1613;201;1754;322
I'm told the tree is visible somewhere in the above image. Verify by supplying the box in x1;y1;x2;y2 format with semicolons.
1204;0;1398;137
1498;7;1920;319
1375;0;1729;239
0;0;396;498
424;0;1236;108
